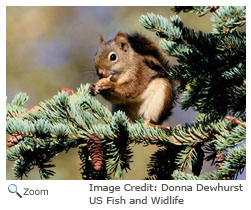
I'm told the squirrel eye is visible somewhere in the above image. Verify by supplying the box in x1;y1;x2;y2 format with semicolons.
108;52;118;62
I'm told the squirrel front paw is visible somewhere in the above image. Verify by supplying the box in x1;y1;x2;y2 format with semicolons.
89;83;97;96
94;76;114;94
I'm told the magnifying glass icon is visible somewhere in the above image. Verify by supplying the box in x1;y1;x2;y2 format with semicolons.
8;184;22;198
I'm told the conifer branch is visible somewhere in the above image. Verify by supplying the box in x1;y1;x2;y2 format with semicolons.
172;144;246;180
172;6;220;16
225;116;246;128
6;86;245;179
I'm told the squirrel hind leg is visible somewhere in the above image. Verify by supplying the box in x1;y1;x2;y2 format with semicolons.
144;119;170;129
139;77;173;124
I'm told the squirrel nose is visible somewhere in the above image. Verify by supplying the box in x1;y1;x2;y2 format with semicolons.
97;69;105;78
99;72;104;78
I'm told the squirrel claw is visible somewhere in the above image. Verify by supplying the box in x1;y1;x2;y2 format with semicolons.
89;83;97;96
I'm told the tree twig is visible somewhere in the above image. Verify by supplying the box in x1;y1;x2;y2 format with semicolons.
225;116;246;128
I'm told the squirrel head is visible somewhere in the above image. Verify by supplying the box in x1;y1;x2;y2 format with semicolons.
94;32;135;81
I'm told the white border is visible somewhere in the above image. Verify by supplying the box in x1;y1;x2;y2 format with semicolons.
1;1;249;210
2;0;249;6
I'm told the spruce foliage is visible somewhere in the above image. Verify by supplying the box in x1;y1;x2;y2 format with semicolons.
7;6;246;180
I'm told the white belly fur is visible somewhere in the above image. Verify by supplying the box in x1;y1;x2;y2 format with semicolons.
113;78;171;123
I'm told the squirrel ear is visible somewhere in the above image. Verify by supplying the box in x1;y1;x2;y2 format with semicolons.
115;32;129;52
99;35;105;46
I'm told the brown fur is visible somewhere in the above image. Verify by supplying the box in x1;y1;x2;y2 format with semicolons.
92;32;174;124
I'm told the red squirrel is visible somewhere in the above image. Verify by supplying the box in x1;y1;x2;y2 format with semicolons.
90;32;175;125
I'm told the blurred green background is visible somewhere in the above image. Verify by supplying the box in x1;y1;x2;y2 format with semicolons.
7;6;220;180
